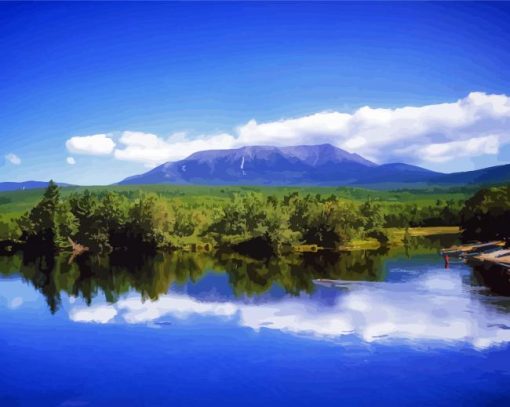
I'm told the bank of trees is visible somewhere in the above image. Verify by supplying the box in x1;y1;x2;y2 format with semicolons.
12;181;201;254
3;181;505;256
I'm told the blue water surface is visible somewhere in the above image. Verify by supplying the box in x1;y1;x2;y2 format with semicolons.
1;246;510;406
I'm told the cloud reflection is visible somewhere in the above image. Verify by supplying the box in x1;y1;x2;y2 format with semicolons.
68;271;510;349
69;305;117;324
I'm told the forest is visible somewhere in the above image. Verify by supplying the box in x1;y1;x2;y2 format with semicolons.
460;185;510;243
0;181;508;257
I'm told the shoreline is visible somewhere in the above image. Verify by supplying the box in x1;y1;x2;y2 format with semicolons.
0;226;460;257
339;226;460;251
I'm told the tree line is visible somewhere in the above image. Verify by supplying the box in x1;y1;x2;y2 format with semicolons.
0;181;507;256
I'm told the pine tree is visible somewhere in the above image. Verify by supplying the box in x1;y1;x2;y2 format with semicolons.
18;180;61;251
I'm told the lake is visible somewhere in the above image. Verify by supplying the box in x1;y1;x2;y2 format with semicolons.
1;235;510;406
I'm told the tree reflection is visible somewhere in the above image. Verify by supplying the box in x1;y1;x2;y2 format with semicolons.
0;234;464;313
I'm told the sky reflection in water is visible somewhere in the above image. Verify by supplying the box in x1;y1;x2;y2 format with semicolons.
3;237;510;406
66;269;510;349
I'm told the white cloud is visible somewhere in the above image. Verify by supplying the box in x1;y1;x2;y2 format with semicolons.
66;156;76;165
232;92;510;164
397;135;500;163
113;131;236;167
66;134;116;156
67;92;510;166
5;153;21;165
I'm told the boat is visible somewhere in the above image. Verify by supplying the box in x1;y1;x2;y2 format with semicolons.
312;278;377;288
313;279;344;287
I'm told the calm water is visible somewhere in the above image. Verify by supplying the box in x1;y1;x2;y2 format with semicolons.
2;235;510;406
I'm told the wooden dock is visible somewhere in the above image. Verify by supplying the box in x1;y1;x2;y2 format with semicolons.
470;250;510;268
496;255;510;268
441;241;505;258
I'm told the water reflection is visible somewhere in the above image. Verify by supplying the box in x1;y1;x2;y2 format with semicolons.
0;246;400;313
3;234;510;348
65;270;510;349
7;235;455;302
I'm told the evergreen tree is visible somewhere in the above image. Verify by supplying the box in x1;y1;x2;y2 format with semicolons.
17;180;61;251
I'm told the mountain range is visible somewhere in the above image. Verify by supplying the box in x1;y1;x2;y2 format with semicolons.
119;143;510;188
2;144;509;192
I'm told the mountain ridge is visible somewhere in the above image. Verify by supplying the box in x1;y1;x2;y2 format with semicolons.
4;145;509;191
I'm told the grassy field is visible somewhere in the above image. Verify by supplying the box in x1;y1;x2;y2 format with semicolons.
0;183;474;219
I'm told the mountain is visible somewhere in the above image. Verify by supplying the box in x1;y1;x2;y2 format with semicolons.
118;143;510;188
118;144;435;187
120;144;386;186
0;181;71;192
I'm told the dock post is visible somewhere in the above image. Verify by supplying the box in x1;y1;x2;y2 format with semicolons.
444;254;449;269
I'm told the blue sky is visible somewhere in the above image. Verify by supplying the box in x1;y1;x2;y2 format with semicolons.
1;2;510;185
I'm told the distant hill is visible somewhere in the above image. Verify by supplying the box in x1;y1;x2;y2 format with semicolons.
430;163;510;185
0;181;71;192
